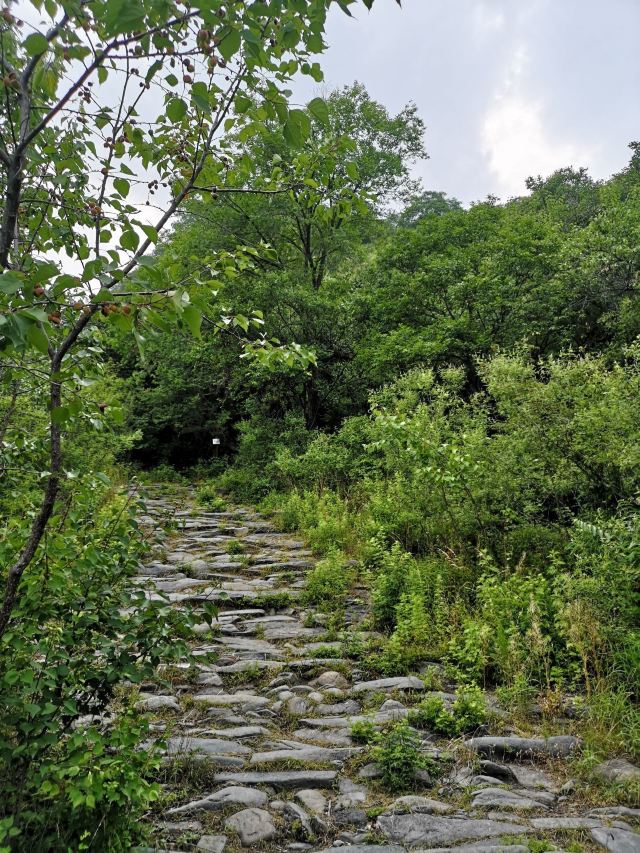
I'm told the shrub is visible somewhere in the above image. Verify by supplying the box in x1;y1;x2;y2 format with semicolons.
302;549;355;607
196;481;227;511
0;480;196;850
408;687;487;736
350;718;378;744
371;720;427;791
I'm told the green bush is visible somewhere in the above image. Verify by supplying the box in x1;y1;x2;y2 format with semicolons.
350;718;378;744
301;549;355;607
408;687;487;736
371;720;427;791
196;481;227;511
0;481;197;850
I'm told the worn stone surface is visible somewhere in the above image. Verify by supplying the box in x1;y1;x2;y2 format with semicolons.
196;835;227;852
471;787;551;811
594;759;640;783
376;813;529;847
132;488;636;851
213;770;338;790
167;786;268;815
464;735;580;759
591;826;640;853
351;676;424;694
224;807;277;846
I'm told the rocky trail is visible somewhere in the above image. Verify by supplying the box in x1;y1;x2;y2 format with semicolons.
130;486;640;853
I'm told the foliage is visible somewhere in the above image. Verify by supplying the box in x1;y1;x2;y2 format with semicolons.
371;720;427;791
0;479;203;850
301;549;355;606
349;718;379;744
408;687;488;737
196;481;227;512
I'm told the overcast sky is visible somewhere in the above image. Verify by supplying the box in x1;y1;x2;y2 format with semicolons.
295;0;640;205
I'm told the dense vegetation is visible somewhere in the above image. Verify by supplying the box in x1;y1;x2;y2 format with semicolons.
113;94;640;756
0;0;638;848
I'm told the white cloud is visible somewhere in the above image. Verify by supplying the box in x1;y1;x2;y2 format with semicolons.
480;44;595;199
472;2;506;39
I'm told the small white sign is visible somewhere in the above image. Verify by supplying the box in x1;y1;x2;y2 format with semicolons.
211;438;221;445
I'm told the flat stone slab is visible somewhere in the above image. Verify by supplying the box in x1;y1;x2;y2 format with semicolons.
224;807;277;847
464;735;580;759
249;745;361;765
591;826;640;853
196;836;227;852
165;737;251;756
594;759;640;783
428;846;529;853
352;676;424;694
207;726;270;739
213;770;338;790
531;817;607;829
376;813;529;847
384;796;454;815
471;787;551;811
167;786;268;815
313;848;405;853
192;693;270;708
136;695;181;712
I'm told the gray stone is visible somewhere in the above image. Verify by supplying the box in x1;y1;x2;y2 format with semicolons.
531;817;603;829
207;726;270;739
286;696;309;715
315;700;361;715
333;807;368;827
591;827;640;853
590;808;640;818
197;836;227;851
310;671;350;690
293;728;354;746
358;762;383;779
478;760;519;783
165;737;251;756
594;759;640;783
312;848;404;853
167;786;268;815
385;796;453;815
136;694;181;712
471;788;550;811
376;813;528;846
249;745;360;765
464;735;579;759
352;676;424;694
295;789;327;815
213;770;337;790
157;819;204;833
192;692;270;708
283;801;315;838
427;846;529;853
224;808;277;847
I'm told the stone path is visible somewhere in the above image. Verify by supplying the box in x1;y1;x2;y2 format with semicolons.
131;486;640;853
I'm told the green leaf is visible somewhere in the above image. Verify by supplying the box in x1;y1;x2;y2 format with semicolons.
191;81;211;113
166;97;187;122
283;109;311;147
0;271;23;294
307;97;329;126
120;229;140;252
140;224;158;244
182;304;202;338
24;33;49;56
26;324;49;354
113;177;130;198
51;406;70;425
218;28;241;61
